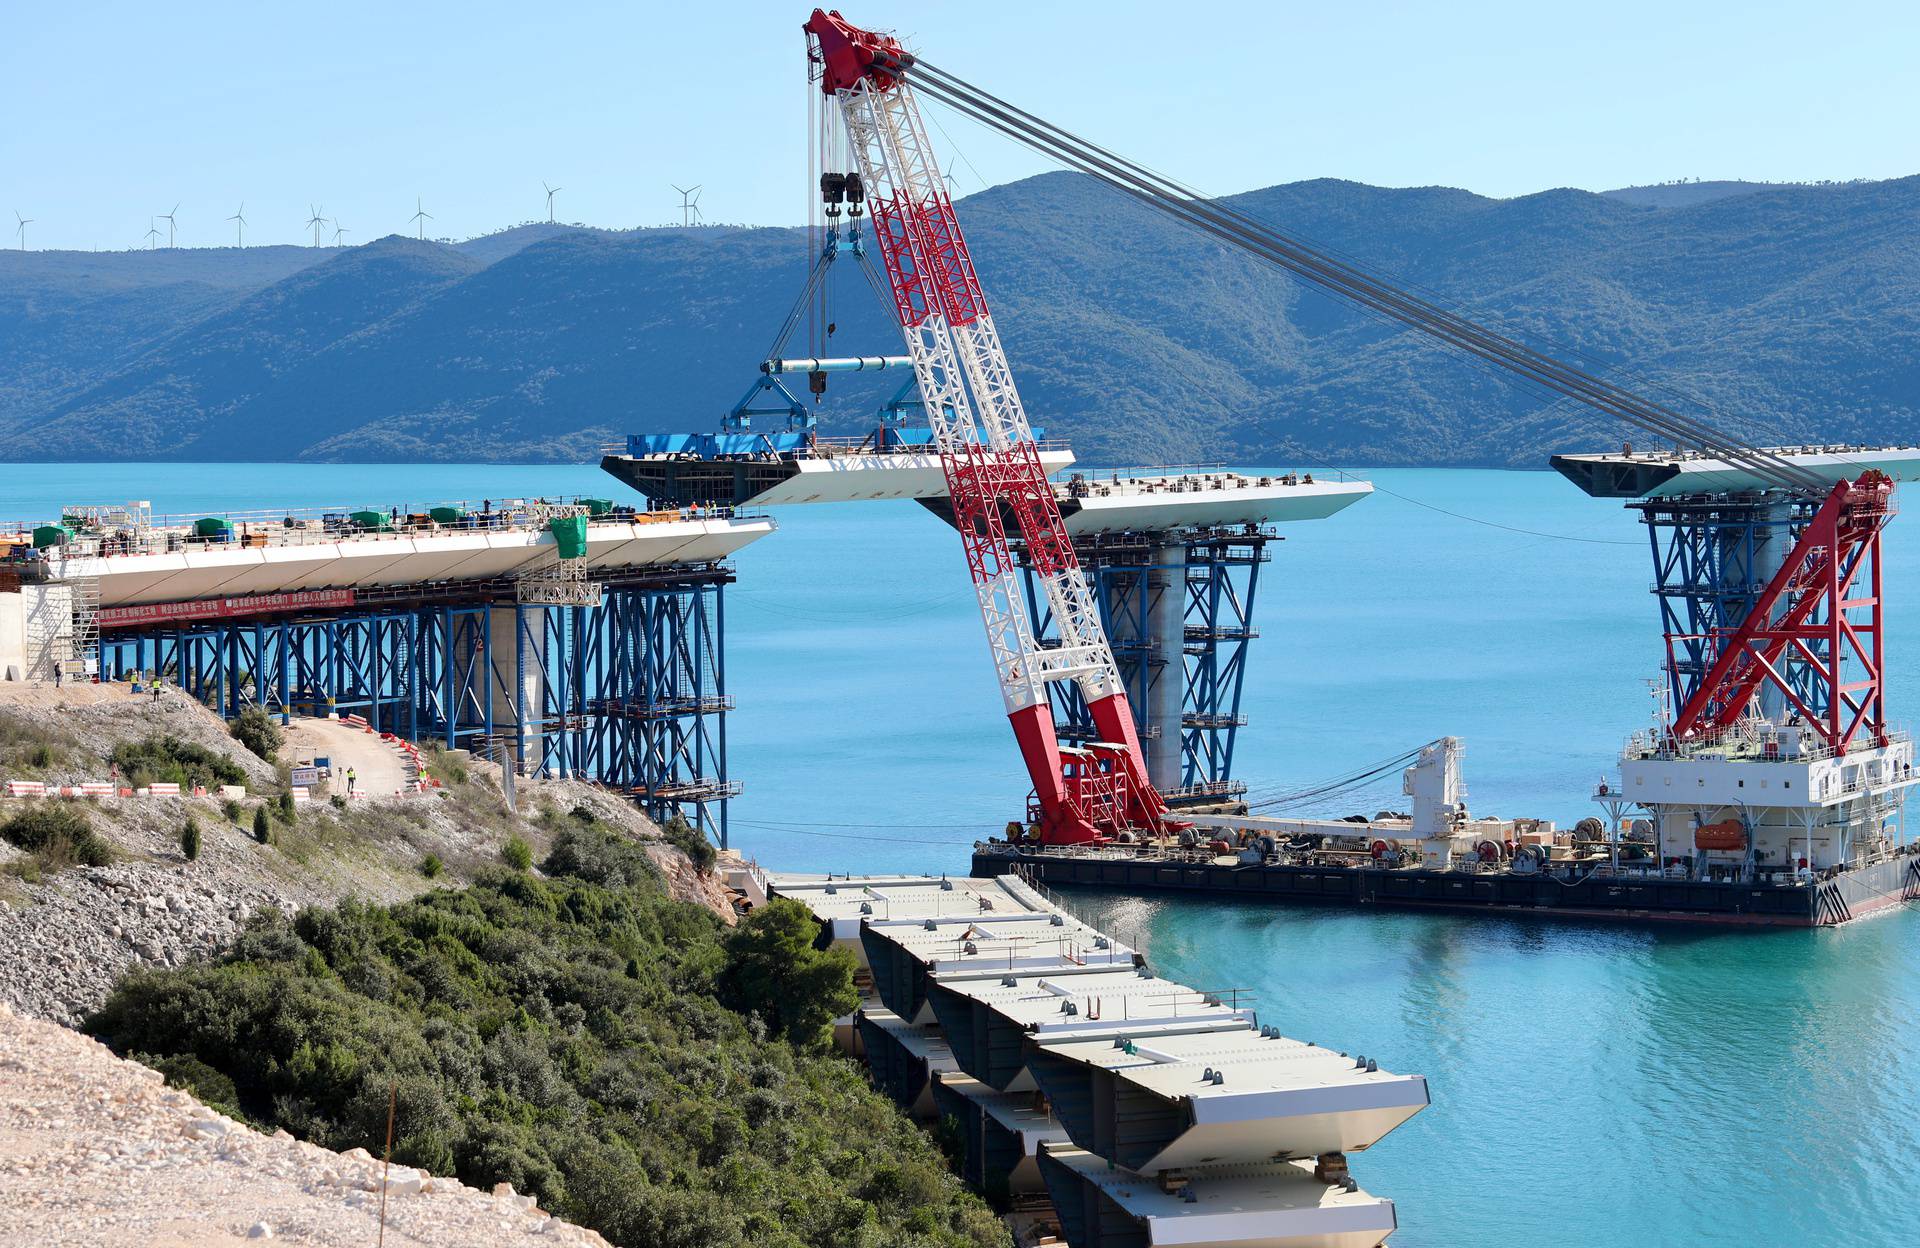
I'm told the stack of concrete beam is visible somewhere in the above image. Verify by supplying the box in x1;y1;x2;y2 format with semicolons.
770;873;1427;1248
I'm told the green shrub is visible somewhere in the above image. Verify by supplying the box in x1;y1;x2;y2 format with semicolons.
329;794;347;810
718;899;858;1047
252;806;272;845
541;824;658;891
26;743;52;769
1;805;113;870
221;798;242;824
181;817;201;862
661;814;716;876
85;840;1003;1248
111;736;245;792
418;854;443;879
228;707;284;762
275;791;296;823
500;835;532;872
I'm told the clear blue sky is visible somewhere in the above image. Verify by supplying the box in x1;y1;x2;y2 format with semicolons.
3;0;1915;251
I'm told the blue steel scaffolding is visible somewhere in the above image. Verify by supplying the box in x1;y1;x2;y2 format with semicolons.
1019;525;1272;805
1635;493;1820;721
97;565;737;845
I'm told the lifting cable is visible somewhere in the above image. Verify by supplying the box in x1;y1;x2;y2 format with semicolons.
890;58;1829;498
1241;744;1427;814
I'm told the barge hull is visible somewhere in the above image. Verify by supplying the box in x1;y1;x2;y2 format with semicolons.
972;850;1920;929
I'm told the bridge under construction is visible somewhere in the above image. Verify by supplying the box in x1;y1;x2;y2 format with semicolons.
1;498;769;844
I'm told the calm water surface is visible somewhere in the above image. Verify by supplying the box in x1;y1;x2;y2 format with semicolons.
4;461;1916;1246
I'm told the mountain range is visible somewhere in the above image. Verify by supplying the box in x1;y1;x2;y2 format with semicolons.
1;174;1914;468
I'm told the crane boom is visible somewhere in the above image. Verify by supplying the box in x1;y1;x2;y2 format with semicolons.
806;9;1165;842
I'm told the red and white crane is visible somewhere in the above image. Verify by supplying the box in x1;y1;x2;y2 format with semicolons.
804;8;1901;846
805;9;1165;844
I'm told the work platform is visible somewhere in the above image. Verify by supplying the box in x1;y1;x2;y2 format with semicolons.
2;498;773;843
770;870;1420;1248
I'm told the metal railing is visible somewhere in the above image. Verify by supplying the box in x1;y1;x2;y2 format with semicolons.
1623;720;1912;768
1062;464;1363;486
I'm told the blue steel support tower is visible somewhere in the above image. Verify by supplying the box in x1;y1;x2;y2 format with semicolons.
97;565;737;846
1634;492;1823;725
1018;524;1272;807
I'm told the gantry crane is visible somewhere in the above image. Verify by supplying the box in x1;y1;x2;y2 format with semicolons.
803;8;1895;845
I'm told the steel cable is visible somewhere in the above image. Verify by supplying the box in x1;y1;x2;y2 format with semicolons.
893;60;1828;497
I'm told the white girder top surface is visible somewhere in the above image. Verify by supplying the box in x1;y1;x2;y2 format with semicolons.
933;1072;1071;1151
50;517;774;610
1061;473;1371;535
768;874;1039;926
743;447;1078;504
865;912;1139;977
930;969;1250;1038
858;1005;959;1069
1043;1146;1396;1248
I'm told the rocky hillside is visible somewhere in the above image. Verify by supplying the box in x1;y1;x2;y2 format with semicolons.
0;683;736;1025
2;172;1915;468
0;998;611;1247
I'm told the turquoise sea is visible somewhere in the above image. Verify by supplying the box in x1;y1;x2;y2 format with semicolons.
5;461;1918;1246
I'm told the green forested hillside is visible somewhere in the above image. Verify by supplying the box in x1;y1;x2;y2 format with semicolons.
3;173;1914;467
87;822;1007;1248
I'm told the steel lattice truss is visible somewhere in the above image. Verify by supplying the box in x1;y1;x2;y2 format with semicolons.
1663;476;1894;753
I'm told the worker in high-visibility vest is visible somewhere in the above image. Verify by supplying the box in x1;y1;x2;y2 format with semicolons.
346;766;357;796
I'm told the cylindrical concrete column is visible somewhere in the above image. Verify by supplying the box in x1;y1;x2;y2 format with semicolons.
1145;541;1187;792
489;606;545;773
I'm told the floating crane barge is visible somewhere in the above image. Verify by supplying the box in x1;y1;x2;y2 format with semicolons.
977;445;1920;927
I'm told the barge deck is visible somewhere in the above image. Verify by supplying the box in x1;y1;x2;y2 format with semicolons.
972;845;1920;928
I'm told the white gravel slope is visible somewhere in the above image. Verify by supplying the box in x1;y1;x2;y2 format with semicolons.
0;1001;609;1247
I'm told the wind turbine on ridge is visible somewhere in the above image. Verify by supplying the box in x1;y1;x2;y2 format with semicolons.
158;203;179;248
305;205;327;247
228;203;247;248
543;182;561;224
143;218;162;249
672;183;702;227
410;196;432;239
333;221;350;246
13;211;31;251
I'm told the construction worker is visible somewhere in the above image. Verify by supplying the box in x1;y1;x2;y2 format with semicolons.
148;677;162;700
346;766;357;796
127;669;140;695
